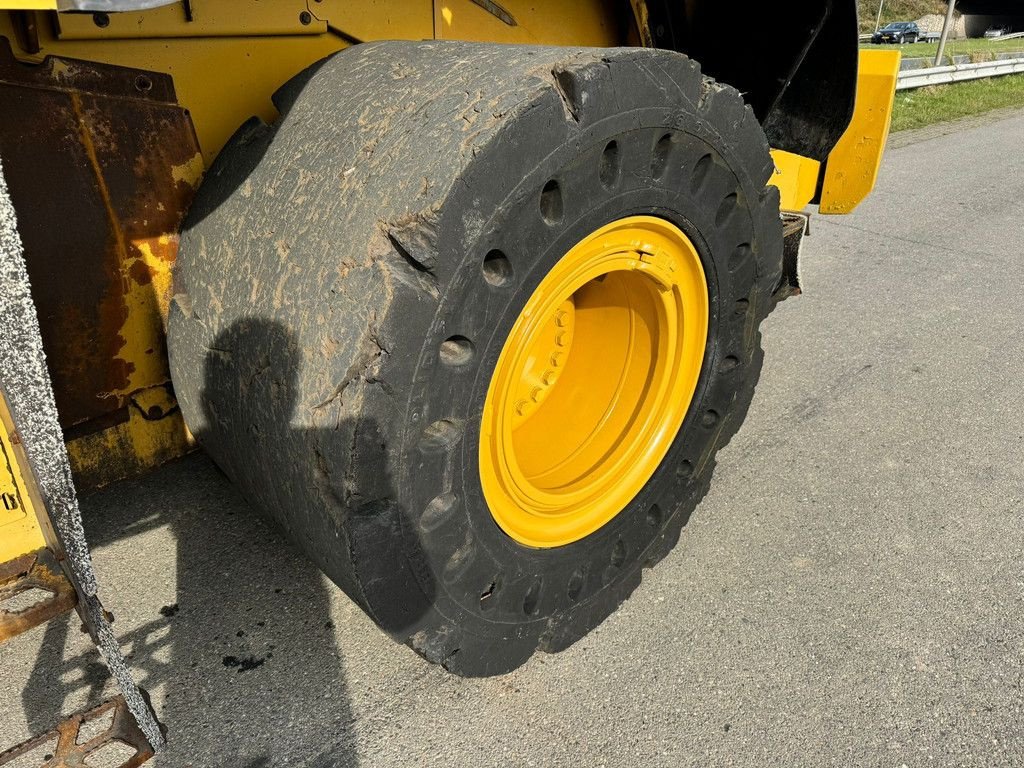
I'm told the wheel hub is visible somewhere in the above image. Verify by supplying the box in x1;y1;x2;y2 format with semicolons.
479;216;709;548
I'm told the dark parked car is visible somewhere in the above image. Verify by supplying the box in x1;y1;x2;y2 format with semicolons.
872;21;921;44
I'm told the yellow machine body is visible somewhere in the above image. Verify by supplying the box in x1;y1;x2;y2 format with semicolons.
0;2;898;489
820;49;901;214
1;2;619;164
0;1;619;489
0;390;45;563
768;150;822;212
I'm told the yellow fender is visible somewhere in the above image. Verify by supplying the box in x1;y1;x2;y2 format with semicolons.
819;49;901;214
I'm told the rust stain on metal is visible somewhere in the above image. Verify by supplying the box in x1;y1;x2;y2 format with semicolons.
0;547;77;644
128;258;153;286
0;40;201;446
777;211;809;302
0;695;155;767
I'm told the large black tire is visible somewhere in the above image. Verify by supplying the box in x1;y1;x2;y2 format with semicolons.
168;41;782;676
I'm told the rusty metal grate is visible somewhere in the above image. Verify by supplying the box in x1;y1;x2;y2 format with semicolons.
0;548;77;644
0;696;154;768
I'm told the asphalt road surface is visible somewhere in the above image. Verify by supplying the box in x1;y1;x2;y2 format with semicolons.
3;108;1024;767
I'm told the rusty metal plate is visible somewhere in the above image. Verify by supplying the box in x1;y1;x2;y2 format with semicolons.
777;211;809;302
0;547;77;644
0;696;155;768
0;38;201;437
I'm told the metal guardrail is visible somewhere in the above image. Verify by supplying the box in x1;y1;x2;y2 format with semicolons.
896;56;1024;89
993;31;1024;41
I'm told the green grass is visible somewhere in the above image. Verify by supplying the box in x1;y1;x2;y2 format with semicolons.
890;73;1024;131
863;37;1024;61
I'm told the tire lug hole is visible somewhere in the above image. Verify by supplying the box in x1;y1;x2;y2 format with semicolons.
599;139;621;189
730;243;752;271
439;335;474;367
419;419;464;452
420;492;458;533
523;580;542;616
651;132;673;180
567;570;584;602
715;192;739;227
443;537;476;583
691;153;713;193
540;179;563;225
482;249;513;287
610;538;626;568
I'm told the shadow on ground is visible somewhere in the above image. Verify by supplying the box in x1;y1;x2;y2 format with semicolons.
22;453;359;767
18;323;383;766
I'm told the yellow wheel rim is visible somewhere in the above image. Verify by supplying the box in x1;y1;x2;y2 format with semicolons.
479;216;709;548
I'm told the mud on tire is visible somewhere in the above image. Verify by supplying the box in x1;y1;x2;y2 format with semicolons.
168;41;783;676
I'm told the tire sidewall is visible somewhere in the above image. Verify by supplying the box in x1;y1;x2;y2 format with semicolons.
395;97;774;638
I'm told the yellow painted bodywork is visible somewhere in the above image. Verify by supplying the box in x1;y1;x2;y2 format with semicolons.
0;1;620;488
768;149;821;211
434;0;618;44
819;48;901;214
0;1;54;9
53;1;327;38
0;1;617;163
480;216;708;548
0;2;888;490
66;399;192;490
112;234;187;399
315;1;434;42
2;24;352;164
0;390;46;563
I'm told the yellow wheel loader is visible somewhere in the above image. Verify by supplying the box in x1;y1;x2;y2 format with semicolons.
0;0;900;761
